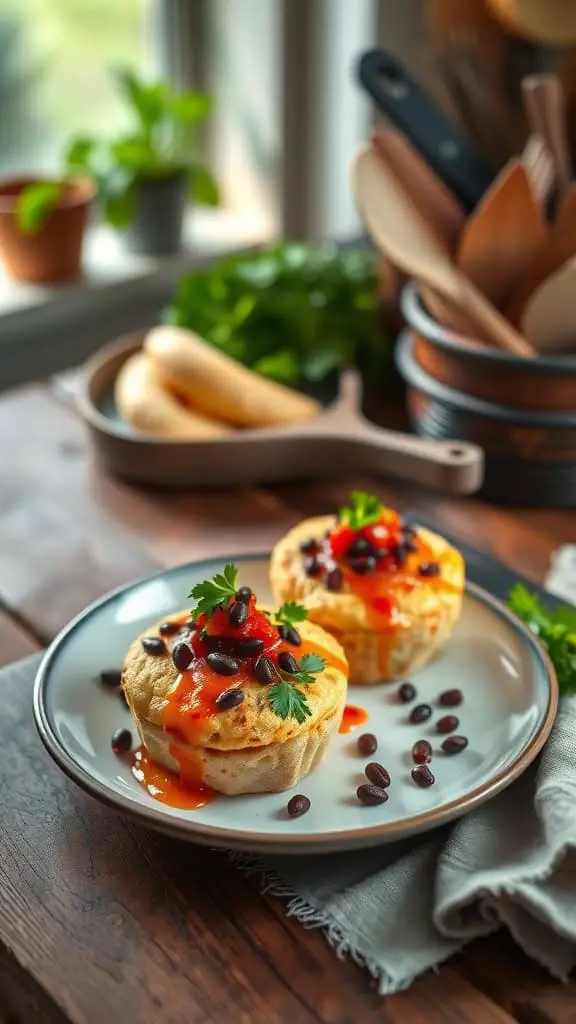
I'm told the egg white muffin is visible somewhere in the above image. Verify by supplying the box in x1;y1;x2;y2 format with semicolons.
122;579;348;795
270;495;464;684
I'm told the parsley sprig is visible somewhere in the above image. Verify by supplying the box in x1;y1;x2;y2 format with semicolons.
275;601;308;629
507;584;576;695
189;563;238;617
268;653;327;724
339;490;381;531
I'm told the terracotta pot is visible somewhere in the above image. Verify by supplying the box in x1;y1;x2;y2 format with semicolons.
401;281;576;413
0;177;94;283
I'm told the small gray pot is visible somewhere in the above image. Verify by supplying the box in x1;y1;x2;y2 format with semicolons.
123;172;188;256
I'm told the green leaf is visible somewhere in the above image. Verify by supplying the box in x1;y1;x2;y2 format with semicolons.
167;91;212;124
189;564;238;617
64;136;96;173
507;584;576;695
188;164;220;206
16;182;63;235
275;602;308;629
268;681;312;724
110;135;156;172
113;67;165;130
339;491;382;531
102;174;137;229
298;653;326;675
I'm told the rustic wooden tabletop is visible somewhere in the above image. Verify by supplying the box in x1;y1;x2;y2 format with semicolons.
0;379;575;1024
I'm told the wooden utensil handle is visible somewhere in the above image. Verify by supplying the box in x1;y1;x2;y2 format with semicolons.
451;275;536;357
346;425;484;495
522;75;571;192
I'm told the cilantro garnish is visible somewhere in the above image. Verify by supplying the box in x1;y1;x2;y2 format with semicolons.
507;583;576;695
189;563;238;618
339;490;381;531
275;602;308;629
268;651;326;724
295;652;326;682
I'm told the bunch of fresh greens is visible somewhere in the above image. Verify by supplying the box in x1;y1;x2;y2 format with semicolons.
164;242;386;386
508;584;576;695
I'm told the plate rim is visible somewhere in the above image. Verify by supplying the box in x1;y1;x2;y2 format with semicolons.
33;551;559;853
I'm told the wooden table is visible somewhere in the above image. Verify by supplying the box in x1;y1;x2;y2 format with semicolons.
1;379;575;1024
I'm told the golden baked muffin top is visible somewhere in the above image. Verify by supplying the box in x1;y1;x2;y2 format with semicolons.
270;493;465;634
122;565;348;751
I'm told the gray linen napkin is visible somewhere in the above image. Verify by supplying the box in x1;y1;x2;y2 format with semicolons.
231;551;576;994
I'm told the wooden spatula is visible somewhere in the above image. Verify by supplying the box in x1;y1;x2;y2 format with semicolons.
351;145;534;357
456;159;548;310
522;74;572;195
522;257;576;353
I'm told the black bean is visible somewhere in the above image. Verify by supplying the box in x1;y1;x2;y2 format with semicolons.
287;794;311;817
236;586;252;603
141;636;167;656
402;537;418;554
365;762;391;788
172;641;194;672
390;543;409;563
410;703;432;724
438;689;463;707
418;561;441;577
357;733;378;756
357;784;389;806
300;538;319;555
111;728;132;755
304;556;321;578
436;715;459;734
398;681;416;703
278;651;299;674
278;625;301;647
99;668;122;689
348;537;371;557
442;735;468;755
350;554;377;575
326;567;343;591
159;620;181;637
203;633;233;654
254;655;276;685
215;688;244;710
228;599;248;628
412;740;432;765
235;637;265;656
206;651;239;676
411;765;435;788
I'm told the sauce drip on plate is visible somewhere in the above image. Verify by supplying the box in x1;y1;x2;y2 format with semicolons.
339;704;369;733
131;746;215;809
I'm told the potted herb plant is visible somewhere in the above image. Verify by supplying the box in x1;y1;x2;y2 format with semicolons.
65;68;220;256
0;176;94;283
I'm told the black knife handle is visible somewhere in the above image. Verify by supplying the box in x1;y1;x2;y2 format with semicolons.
356;49;495;211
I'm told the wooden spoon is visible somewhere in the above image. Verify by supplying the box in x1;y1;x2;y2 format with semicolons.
456;159;548;309
521;134;554;210
505;183;576;324
522;74;572;195
370;129;466;252
351;145;534;358
522;257;576;353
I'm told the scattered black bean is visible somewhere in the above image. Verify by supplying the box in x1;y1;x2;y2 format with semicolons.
111;728;132;755
438;688;463;707
203;633;231;653
347;537;372;557
254;655;276;685
278;651;299;674
326;567;343;592
206;651;239;676
99;668;122;689
410;703;432;724
398;681;416;703
304;556;321;578
287;794;311;817
215;688;244;710
235;637;265;656
357;733;378;756
411;765;435;788
436;715;459;734
236;586;252;603
141;636;167;656
300;538;319;555
350;554;377;575
228;600;248;628
418;562;441;578
365;762;391;788
412;740;432;765
159;621;181;637
172;641;194;672
278;625;301;647
357;783;389;806
442;735;468;755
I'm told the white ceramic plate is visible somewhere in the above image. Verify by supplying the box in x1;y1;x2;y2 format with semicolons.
34;553;557;854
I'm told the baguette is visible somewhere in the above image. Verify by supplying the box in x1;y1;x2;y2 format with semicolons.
144;325;321;427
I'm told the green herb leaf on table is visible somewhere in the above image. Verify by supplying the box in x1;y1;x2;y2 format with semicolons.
268;681;312;725
189;564;238;617
507;584;576;695
16;182;63;235
275;602;308;629
339;491;382;531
